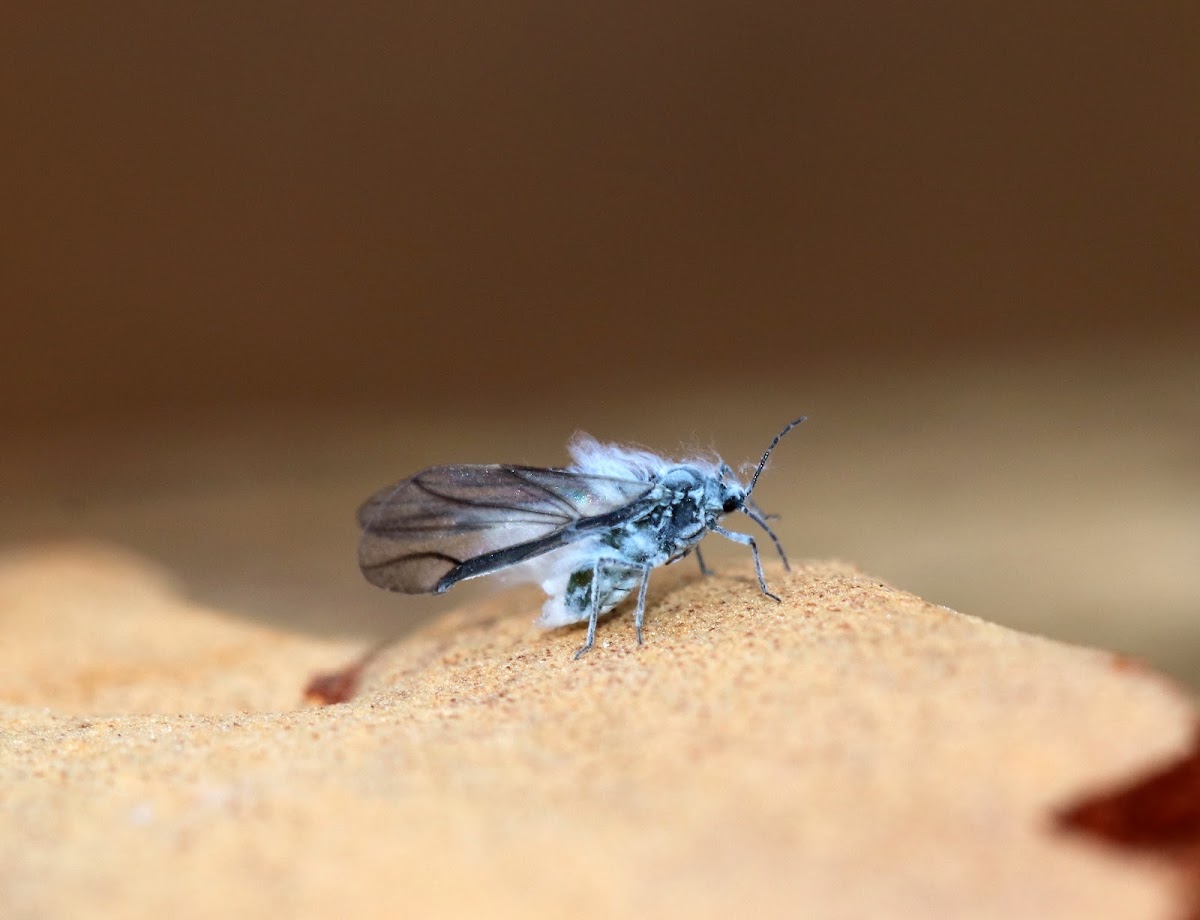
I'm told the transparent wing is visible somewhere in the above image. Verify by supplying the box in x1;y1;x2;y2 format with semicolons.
357;465;654;594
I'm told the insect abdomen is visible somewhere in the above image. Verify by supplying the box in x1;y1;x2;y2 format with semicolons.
538;562;641;627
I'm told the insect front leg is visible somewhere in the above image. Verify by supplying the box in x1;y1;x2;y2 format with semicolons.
710;526;781;603
742;508;790;570
693;546;713;576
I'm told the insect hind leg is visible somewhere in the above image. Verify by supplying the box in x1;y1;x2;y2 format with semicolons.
574;560;648;658
711;525;781;603
574;556;604;659
633;564;652;645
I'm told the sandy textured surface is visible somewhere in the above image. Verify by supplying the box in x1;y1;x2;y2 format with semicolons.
0;545;1194;919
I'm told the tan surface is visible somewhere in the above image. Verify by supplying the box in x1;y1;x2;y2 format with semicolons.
0;545;364;715
0;545;1193;919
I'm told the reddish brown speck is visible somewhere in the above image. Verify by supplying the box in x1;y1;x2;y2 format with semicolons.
1110;654;1148;673
304;645;383;706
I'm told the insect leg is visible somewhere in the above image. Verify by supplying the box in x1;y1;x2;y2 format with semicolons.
694;545;713;576
633;564;652;645
711;526;781;603
574;557;604;659
741;507;790;570
745;495;780;521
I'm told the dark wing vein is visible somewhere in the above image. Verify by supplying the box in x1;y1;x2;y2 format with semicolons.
357;464;653;593
505;468;581;516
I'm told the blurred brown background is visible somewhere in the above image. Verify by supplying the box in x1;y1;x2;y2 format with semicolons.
2;4;1198;681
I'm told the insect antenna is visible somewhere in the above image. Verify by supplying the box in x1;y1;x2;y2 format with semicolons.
744;416;807;498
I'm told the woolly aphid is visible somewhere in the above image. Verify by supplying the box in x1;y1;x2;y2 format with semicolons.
357;418;805;658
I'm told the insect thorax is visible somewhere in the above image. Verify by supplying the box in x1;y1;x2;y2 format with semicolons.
606;467;717;555
555;466;730;615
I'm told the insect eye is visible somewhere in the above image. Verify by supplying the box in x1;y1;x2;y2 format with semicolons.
722;497;740;513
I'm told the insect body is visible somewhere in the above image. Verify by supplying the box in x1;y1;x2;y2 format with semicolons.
357;417;805;658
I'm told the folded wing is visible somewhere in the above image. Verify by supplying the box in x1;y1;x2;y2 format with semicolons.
357;465;653;593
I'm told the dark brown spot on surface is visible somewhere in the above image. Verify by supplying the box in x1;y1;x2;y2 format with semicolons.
303;645;383;706
1057;724;1200;920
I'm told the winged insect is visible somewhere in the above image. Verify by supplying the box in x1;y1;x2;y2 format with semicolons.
358;418;805;657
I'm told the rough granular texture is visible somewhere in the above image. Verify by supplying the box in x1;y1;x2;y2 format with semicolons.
0;546;1193;919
